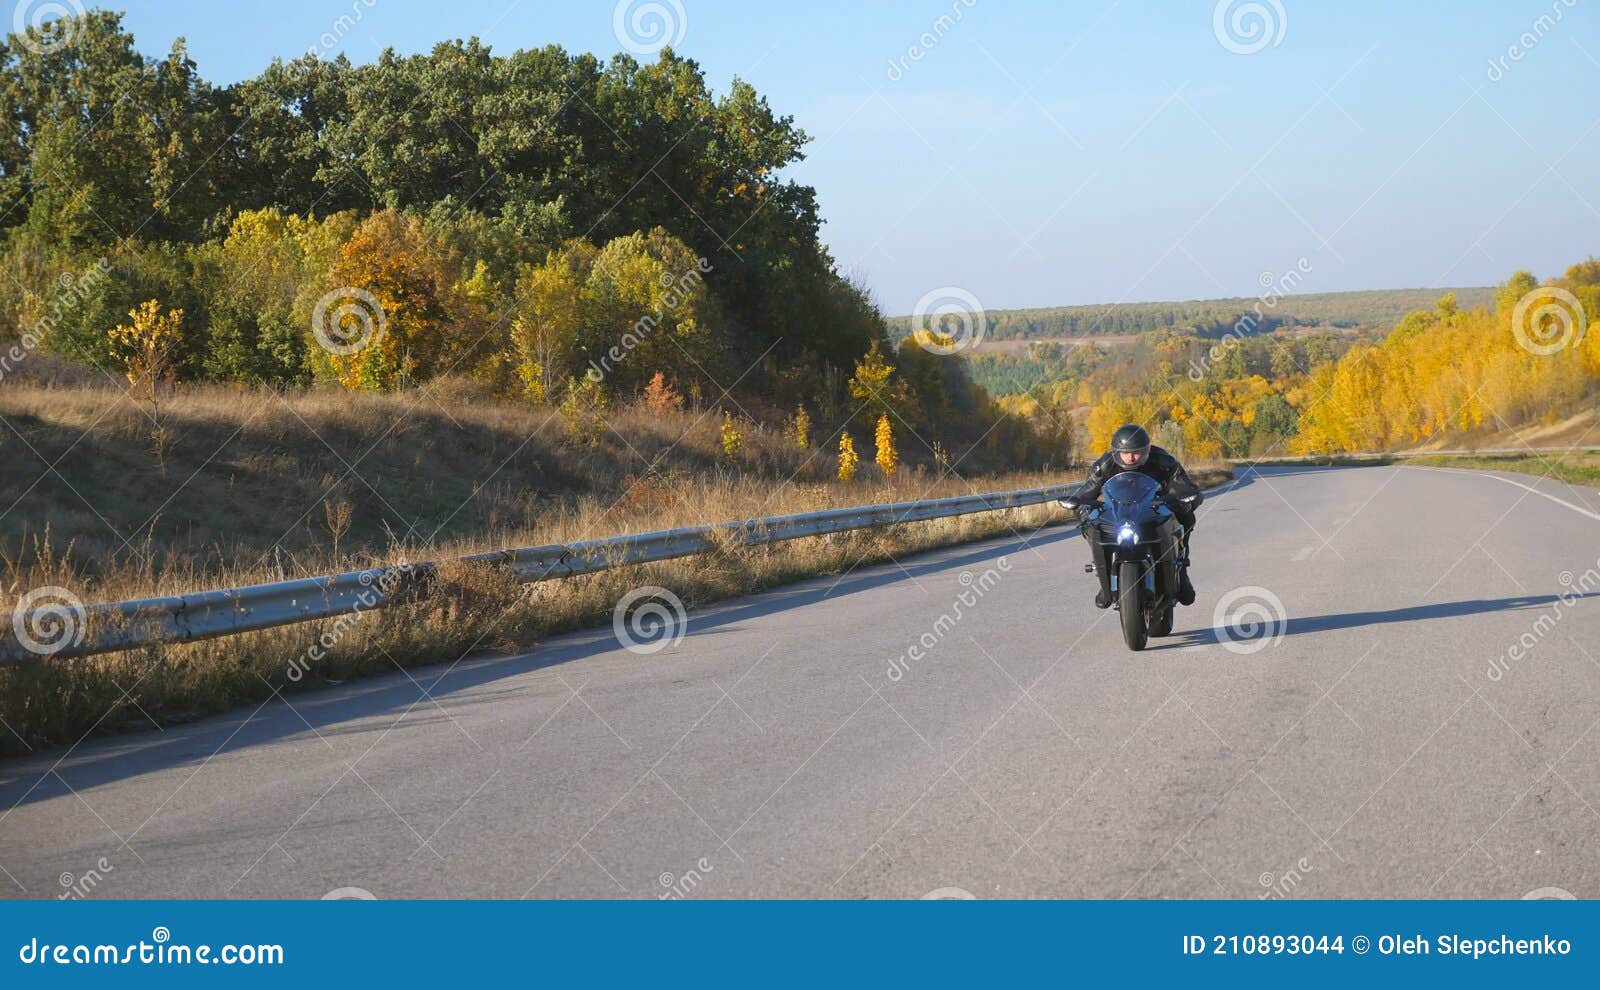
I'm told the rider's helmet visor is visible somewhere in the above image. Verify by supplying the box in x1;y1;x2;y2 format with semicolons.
1115;447;1149;468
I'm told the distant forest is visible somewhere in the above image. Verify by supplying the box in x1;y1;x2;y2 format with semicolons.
889;286;1497;342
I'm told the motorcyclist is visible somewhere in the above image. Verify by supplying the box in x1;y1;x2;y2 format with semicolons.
1076;424;1202;609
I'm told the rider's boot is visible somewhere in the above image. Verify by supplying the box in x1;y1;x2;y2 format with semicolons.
1177;568;1196;606
1093;557;1114;609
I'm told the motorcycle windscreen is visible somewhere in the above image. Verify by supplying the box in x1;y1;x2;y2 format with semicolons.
1100;471;1159;509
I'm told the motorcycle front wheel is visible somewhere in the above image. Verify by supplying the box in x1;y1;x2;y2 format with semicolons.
1118;559;1148;651
1149;603;1174;637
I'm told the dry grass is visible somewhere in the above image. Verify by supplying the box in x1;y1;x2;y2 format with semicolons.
0;374;834;586
0;375;1230;756
1;498;1065;756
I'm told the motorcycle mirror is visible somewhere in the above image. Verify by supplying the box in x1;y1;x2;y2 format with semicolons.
1057;496;1080;511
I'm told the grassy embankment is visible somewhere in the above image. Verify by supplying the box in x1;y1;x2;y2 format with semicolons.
1234;448;1600;488
1407;451;1600;486
0;371;1233;755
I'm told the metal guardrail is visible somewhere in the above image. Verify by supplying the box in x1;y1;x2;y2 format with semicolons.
2;483;1081;664
1238;445;1600;465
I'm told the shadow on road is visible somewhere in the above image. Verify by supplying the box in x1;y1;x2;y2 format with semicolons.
1150;591;1600;651
0;525;1078;808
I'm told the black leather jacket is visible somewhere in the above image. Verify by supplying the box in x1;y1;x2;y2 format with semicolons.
1080;445;1203;523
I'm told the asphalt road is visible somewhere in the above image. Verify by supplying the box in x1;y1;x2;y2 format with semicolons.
4;465;1599;900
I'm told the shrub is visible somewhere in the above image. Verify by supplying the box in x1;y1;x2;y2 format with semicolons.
559;376;607;445
838;432;859;482
720;411;744;457
643;372;683;415
108;299;185;398
874;413;897;477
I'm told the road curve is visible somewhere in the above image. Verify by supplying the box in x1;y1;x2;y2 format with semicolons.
3;465;1599;899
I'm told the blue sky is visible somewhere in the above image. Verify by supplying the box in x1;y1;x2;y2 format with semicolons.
107;0;1599;314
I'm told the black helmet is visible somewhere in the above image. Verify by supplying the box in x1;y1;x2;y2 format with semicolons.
1110;424;1151;469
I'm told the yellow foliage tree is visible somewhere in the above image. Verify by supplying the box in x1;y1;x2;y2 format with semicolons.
320;210;472;391
848;340;912;420
108;299;184;398
1086;391;1161;450
1291;264;1600;453
838;432;859;482
720;411;744;457
874;413;897;477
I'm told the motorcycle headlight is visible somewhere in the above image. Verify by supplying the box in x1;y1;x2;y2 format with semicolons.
1117;523;1138;545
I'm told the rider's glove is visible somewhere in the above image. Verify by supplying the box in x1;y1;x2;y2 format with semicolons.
1165;496;1197;529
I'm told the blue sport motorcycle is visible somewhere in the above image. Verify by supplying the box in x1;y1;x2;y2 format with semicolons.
1061;472;1191;651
